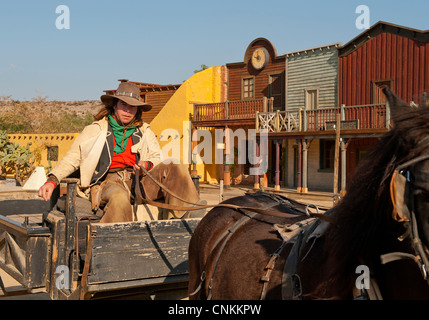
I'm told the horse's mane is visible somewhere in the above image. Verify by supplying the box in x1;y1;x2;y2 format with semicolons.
315;105;429;298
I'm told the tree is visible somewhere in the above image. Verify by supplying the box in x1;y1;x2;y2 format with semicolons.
194;64;209;74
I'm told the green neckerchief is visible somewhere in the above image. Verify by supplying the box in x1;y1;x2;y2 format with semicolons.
108;115;136;154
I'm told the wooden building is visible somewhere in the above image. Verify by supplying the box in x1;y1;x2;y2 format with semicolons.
193;21;429;194
282;21;429;193
226;38;285;110
336;21;429;188
286;43;340;112
282;43;341;191
338;21;429;107
193;38;285;186
103;79;181;124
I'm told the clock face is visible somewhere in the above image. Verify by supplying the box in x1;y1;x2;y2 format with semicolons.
251;48;269;70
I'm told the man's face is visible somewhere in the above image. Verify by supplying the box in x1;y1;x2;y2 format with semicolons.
114;100;138;125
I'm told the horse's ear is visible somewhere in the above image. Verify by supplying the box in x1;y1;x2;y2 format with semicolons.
383;87;412;120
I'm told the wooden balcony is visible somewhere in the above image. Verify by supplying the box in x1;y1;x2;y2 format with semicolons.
256;110;300;133
193;98;272;127
304;104;389;131
256;103;389;135
193;100;390;135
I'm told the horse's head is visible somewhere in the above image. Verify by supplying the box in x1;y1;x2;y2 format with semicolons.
384;87;429;281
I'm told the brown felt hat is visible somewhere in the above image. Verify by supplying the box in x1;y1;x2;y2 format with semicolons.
100;82;152;112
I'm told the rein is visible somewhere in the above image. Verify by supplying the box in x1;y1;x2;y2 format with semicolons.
134;166;331;222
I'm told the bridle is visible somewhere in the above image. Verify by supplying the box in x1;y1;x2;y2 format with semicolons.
385;153;429;283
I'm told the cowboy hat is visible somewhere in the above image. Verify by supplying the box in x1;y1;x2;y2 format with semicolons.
100;82;152;112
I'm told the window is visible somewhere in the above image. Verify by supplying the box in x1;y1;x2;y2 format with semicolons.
357;149;369;164
372;80;392;104
140;93;146;103
242;77;254;99
319;140;335;171
305;88;319;110
269;73;284;111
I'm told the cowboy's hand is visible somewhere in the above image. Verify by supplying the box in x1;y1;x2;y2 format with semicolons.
133;161;150;176
38;181;56;201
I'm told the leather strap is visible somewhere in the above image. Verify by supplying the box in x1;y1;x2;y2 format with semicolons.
134;167;331;220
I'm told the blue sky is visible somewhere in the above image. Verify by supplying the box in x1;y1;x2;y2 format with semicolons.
0;0;428;101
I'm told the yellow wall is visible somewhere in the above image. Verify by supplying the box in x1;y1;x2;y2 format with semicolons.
149;67;222;183
7;133;79;175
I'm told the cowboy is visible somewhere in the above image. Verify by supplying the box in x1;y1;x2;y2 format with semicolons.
38;81;202;222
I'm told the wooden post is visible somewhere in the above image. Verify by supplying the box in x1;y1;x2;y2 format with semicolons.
385;100;391;128
302;108;308;131
191;128;198;176
217;140;225;201
340;139;347;197
284;139;288;187
275;110;280;132
302;139;308;193
333;113;341;194
275;140;280;191
191;127;200;193
254;138;260;189
219;154;224;202
62;178;79;293
297;139;302;192
256;111;260;133
224;126;231;189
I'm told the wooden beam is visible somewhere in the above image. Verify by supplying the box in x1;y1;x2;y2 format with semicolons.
333;114;341;194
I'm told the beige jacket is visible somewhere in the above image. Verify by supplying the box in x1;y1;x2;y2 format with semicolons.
50;117;162;198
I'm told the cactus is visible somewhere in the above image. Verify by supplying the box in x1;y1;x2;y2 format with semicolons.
0;130;9;149
0;130;35;184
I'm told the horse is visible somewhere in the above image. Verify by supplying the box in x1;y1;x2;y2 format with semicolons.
188;87;429;300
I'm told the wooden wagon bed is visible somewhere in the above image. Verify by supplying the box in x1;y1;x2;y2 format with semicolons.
0;179;200;299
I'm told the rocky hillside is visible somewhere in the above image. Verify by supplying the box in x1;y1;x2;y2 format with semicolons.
0;97;103;133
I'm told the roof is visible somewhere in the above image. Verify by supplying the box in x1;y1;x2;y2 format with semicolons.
104;79;181;94
285;42;342;57
338;21;429;57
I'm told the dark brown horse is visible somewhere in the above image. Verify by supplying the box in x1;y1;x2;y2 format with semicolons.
188;88;429;300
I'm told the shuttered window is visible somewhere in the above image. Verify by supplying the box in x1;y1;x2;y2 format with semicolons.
242;77;254;99
305;88;318;110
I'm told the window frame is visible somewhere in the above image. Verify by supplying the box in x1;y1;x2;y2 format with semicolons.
241;76;255;100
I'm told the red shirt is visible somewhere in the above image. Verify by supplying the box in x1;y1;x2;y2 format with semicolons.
110;134;136;169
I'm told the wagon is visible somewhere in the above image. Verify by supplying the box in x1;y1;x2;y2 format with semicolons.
0;178;200;300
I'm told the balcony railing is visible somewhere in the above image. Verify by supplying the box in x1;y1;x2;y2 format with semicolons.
304;104;388;131
257;104;389;133
256;110;300;133
193;98;272;123
193;99;390;133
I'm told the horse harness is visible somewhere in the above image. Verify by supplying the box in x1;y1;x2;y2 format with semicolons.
133;167;329;220
188;191;329;300
385;154;429;284
264;153;429;301
139;157;429;299
260;216;329;299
